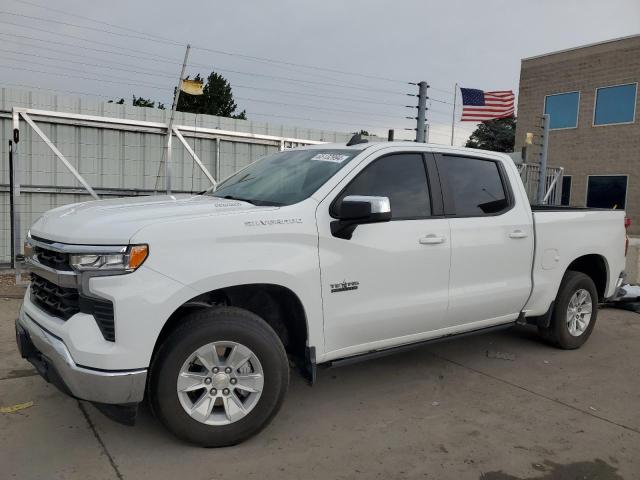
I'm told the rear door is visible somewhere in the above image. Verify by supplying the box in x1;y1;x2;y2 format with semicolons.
436;153;533;327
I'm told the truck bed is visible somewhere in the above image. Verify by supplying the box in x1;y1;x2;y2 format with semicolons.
524;207;627;316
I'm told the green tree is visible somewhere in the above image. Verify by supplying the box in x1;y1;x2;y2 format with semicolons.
465;116;516;153
131;95;166;109
109;97;165;109
132;95;156;108
176;72;246;119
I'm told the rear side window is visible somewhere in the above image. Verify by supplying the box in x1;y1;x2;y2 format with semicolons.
438;156;509;216
337;153;431;219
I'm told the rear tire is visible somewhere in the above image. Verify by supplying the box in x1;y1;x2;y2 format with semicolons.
149;307;289;447
538;271;598;349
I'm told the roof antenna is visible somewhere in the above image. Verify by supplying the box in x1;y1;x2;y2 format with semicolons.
346;133;369;146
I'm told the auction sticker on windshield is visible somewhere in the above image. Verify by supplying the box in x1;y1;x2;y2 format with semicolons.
311;153;350;163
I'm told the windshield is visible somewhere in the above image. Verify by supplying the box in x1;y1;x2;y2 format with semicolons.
209;149;360;206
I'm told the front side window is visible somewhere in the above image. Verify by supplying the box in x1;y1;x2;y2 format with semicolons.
336;153;431;219
437;156;509;216
544;91;580;129
594;83;637;126
210;149;361;206
587;175;627;209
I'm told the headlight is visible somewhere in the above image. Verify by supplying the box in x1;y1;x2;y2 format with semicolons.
70;245;148;272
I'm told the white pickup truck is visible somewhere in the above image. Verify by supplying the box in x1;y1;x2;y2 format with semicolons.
16;140;627;446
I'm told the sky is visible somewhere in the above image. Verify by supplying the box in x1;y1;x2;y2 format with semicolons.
1;0;639;145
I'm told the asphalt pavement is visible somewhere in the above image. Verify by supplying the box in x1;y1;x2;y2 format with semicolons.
1;297;638;480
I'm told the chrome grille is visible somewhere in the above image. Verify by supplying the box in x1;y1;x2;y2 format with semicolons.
33;245;72;271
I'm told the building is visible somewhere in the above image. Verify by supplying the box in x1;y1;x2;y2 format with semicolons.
515;34;640;233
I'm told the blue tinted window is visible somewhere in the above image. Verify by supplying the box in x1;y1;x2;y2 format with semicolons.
544;92;579;129
594;84;637;125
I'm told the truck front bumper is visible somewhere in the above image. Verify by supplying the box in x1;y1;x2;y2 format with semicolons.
15;308;147;407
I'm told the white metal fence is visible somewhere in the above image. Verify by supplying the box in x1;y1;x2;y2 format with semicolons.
1;87;351;264
518;163;564;206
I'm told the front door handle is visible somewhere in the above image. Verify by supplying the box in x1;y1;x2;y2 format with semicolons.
419;234;445;245
509;230;528;239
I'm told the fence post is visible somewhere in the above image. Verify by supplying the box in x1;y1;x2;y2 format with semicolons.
537;114;550;204
8;141;14;269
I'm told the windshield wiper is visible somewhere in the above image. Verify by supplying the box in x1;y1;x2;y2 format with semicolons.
210;194;283;206
219;195;258;205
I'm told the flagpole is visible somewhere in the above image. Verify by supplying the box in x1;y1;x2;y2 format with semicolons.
450;83;458;146
165;44;191;195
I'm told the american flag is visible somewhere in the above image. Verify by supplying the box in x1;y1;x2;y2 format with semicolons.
460;88;515;121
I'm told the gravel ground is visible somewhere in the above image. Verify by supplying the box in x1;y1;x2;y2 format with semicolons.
0;273;27;298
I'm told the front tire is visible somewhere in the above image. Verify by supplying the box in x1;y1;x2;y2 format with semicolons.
149;307;289;447
538;271;598;349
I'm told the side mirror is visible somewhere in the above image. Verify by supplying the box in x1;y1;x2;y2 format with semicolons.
331;195;391;239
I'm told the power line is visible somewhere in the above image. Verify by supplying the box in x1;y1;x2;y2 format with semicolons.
0;37;382;99
0;64;171;91
429;97;455;106
191;45;409;86
0;69;409;126
1;82;115;100
0;10;182;46
234;96;406;120
0;27;407;98
5;0;470;101
0;41;178;77
8;0;175;43
0;52;176;81
0;46;411;116
430;85;455;96
231;83;404;108
0;20;182;63
3;3;368;91
247;112;399;130
0;42;406;111
186;61;406;96
5;0;411;86
0;54;473;133
0;31;181;65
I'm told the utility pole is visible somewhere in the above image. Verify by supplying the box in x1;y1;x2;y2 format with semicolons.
164;44;191;195
536;114;550;204
450;83;458;145
416;81;429;143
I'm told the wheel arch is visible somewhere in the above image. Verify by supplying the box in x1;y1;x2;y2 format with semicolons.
152;283;312;378
565;253;609;302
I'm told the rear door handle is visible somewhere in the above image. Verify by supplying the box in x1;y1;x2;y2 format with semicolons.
419;234;445;245
509;230;528;239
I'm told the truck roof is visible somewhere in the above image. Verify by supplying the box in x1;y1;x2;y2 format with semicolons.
298;141;513;162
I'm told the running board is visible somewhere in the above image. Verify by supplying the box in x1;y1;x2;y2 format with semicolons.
327;322;516;369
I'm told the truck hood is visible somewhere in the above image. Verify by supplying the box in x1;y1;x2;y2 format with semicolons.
29;194;271;245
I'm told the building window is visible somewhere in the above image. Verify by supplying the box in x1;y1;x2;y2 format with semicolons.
544;91;580;129
593;83;637;126
561;176;571;206
586;175;628;209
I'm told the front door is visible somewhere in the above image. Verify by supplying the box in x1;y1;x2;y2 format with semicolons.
316;152;451;358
